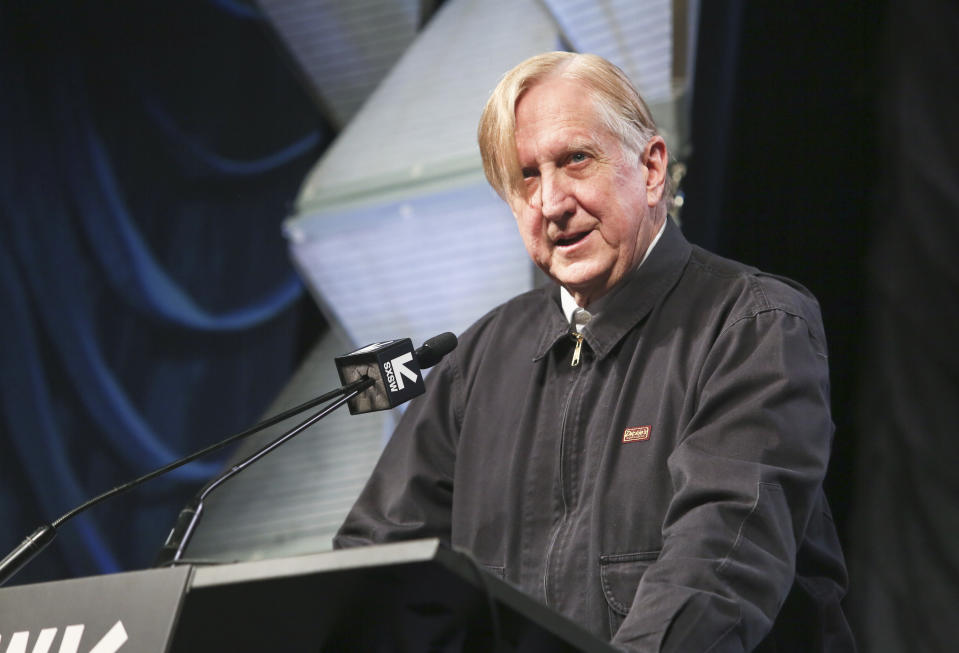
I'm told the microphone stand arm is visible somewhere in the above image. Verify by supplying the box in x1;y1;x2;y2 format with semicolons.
158;380;371;566
0;377;372;586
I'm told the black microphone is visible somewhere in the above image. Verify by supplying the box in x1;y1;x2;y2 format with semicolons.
415;331;458;369
156;332;457;566
1;333;457;584
335;332;457;414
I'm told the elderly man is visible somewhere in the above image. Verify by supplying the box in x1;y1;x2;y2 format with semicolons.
335;52;853;652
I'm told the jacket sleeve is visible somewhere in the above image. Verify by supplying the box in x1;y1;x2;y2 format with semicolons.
612;306;835;652
333;355;461;549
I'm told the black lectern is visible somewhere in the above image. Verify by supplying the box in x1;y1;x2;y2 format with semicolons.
0;539;617;653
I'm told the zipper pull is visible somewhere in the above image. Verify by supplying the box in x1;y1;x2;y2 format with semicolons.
571;333;584;367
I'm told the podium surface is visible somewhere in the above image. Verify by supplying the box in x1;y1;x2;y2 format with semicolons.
2;540;617;652
0;566;190;653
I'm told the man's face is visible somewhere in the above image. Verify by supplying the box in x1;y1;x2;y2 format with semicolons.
510;76;665;307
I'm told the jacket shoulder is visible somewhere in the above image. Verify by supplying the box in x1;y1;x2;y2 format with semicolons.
685;245;826;340
457;283;548;335
446;284;556;372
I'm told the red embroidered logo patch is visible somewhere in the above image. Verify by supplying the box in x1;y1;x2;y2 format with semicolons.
623;425;651;443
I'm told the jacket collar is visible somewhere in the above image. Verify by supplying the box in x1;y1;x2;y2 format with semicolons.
532;218;692;361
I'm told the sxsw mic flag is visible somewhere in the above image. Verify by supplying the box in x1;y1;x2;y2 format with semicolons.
335;338;425;414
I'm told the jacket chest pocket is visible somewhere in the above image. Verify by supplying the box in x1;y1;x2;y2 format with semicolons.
599;550;660;637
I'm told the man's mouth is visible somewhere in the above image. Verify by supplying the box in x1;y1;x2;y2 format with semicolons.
556;231;589;247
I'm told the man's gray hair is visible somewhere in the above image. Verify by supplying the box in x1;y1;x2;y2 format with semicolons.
478;51;663;204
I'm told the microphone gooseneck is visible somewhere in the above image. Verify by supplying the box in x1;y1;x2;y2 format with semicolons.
156;380;372;566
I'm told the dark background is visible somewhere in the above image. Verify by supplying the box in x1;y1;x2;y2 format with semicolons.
682;0;878;540
3;1;956;650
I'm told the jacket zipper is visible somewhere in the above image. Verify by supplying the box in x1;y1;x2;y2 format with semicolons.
571;332;584;367
544;334;585;604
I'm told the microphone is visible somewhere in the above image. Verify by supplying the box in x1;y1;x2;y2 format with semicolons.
415;331;458;369
1;332;457;584
335;332;457;414
156;332;457;566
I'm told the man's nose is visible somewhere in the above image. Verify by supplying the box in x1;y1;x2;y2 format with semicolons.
539;171;575;221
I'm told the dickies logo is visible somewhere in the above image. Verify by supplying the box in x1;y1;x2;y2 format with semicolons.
623;425;651;443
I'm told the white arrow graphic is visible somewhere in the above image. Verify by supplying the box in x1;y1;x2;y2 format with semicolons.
389;353;419;390
87;621;127;653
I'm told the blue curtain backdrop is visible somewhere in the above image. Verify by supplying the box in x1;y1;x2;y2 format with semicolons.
0;0;331;584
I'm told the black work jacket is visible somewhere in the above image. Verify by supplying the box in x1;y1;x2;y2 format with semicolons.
336;220;854;652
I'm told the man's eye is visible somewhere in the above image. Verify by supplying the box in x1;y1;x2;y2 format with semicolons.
521;167;538;179
569;152;588;164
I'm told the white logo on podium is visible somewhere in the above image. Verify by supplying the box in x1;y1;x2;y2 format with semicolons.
1;620;127;653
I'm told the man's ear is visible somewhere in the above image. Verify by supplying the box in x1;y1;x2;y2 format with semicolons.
642;136;668;207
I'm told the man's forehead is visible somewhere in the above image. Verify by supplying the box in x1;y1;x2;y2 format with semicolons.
515;82;607;137
514;91;621;161
515;131;603;160
516;76;597;120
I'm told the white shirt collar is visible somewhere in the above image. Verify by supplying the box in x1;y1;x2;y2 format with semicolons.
560;218;667;328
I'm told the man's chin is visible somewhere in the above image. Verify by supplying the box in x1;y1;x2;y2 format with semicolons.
553;273;609;305
551;265;603;290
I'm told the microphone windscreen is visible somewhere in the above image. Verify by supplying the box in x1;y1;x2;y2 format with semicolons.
415;332;458;369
